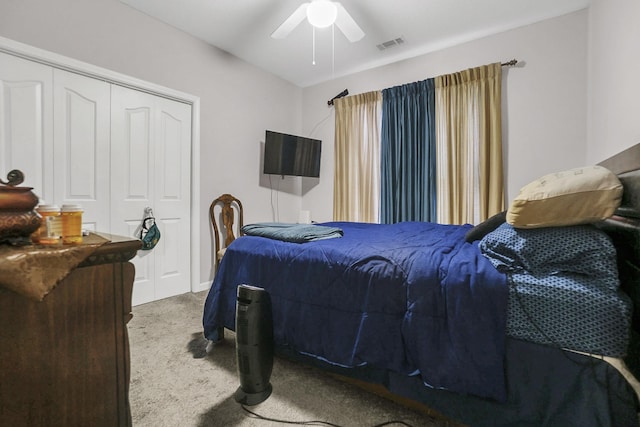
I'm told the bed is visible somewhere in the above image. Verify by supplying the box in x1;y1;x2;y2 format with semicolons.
203;145;640;427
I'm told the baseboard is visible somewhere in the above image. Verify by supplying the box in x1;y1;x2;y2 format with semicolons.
193;281;212;293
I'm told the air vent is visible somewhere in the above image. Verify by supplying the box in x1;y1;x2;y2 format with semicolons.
376;37;405;51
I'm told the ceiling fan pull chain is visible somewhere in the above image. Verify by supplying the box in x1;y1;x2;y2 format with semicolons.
332;24;335;78
312;26;316;65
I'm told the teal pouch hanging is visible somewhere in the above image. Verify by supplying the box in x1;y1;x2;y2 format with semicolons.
139;208;160;250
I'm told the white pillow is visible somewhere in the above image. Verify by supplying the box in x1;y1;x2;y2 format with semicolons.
507;165;623;229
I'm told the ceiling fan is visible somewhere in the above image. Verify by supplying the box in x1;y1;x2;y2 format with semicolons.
271;0;365;43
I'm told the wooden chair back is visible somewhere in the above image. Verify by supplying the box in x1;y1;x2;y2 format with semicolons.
209;194;244;270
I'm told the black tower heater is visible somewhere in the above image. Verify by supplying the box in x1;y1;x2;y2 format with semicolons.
234;284;274;405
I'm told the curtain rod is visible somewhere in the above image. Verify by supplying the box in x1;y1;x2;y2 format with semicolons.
328;59;519;106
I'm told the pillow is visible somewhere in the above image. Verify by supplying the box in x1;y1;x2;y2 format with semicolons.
465;210;507;242
479;222;619;290
507;165;623;229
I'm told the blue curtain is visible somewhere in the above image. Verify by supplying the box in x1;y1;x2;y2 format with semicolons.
380;79;436;223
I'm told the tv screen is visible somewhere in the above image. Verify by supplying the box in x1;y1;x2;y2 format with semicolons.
263;130;321;178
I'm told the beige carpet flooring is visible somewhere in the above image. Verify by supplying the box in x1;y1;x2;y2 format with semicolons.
128;291;462;427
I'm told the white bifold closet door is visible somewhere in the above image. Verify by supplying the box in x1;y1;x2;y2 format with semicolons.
0;52;53;203
110;85;192;305
0;51;192;306
1;61;112;232
53;68;111;232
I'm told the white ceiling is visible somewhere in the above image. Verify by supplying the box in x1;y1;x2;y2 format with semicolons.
120;0;590;88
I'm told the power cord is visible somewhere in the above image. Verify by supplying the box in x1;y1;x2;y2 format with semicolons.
306;110;332;138
269;174;280;222
241;405;414;426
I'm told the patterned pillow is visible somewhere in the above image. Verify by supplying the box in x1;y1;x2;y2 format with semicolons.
479;222;619;291
507;165;623;229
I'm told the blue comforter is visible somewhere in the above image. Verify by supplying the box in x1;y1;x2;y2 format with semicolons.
203;221;509;401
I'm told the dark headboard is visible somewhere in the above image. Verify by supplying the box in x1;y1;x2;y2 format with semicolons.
597;143;640;376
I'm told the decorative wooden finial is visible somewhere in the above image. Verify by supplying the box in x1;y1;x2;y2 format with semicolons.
0;170;25;187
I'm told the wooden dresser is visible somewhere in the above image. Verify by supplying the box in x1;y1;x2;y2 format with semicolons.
0;234;140;427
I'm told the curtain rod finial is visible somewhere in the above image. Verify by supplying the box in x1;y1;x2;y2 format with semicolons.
328;89;349;106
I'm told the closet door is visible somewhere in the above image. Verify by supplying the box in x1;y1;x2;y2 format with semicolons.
0;52;53;202
111;85;191;305
153;96;192;301
1;50;193;306
53;69;111;232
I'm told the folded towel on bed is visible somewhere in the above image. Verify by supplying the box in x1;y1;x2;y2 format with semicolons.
241;222;343;243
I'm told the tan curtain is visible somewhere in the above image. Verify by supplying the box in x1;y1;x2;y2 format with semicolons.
435;63;504;225
333;91;382;222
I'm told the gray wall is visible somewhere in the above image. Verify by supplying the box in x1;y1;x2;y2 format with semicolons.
587;0;640;163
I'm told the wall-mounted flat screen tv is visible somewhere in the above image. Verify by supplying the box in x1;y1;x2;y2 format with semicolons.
263;130;322;178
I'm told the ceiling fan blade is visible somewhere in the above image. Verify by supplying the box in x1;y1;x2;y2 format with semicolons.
334;2;364;42
271;3;309;39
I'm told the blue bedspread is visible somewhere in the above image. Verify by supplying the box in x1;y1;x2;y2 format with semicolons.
203;221;509;401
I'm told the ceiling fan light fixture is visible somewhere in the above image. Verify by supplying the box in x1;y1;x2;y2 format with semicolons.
306;0;338;28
